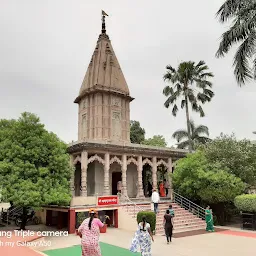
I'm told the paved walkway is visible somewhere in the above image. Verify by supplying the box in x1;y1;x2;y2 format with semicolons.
0;231;42;256
37;228;256;256
1;228;255;255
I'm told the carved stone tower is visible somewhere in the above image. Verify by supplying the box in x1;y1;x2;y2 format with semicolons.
75;13;133;143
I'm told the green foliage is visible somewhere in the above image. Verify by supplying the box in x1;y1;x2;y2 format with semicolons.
0;112;72;207
130;120;145;144
172;120;211;149
143;135;167;147
234;194;256;213
173;151;245;203
77;212;87;226
200;134;256;186
137;211;156;232
216;0;256;85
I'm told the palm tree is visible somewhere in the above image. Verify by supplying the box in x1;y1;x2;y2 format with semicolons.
163;61;214;152
216;0;256;85
172;120;211;150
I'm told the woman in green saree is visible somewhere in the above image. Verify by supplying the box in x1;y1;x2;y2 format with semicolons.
205;206;214;232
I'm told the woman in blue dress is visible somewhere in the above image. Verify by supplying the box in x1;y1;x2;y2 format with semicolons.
130;216;154;256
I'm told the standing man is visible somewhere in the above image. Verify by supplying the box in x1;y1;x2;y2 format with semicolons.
151;189;160;214
164;179;169;197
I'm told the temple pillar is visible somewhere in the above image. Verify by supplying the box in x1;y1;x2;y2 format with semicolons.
70;155;75;196
68;209;76;234
104;153;110;195
168;157;173;201
121;154;128;197
152;157;157;190
136;155;144;198
81;151;88;196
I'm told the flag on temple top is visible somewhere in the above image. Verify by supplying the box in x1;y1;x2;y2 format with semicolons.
102;10;108;16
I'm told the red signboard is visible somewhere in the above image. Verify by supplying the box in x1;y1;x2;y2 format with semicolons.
97;196;119;206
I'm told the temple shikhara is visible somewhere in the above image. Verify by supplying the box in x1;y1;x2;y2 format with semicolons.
67;12;187;206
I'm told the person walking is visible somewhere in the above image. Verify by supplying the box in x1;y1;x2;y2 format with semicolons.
151;189;160;214
77;209;104;256
205;206;214;232
130;215;154;256
163;209;174;244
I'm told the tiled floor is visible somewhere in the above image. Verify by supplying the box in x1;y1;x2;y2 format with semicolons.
1;227;255;256
0;231;42;256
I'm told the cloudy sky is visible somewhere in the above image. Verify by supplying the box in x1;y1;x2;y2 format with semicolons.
1;0;256;146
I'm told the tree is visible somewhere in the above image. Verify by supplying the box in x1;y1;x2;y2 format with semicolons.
200;134;256;186
0;112;72;229
163;61;214;152
130;120;145;144
143;135;167;147
216;0;256;85
173;150;245;224
172;120;211;149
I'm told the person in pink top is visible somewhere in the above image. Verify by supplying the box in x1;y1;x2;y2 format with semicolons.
77;208;104;256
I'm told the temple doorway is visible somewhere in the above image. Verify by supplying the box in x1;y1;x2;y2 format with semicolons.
157;164;168;197
112;172;122;195
142;164;152;197
74;163;81;196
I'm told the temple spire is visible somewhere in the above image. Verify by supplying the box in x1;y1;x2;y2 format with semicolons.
101;10;108;34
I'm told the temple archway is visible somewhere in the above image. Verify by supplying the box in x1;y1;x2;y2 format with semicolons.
110;161;122;195
87;154;105;196
142;164;152;197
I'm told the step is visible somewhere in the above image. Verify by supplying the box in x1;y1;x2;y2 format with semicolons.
156;220;205;228
156;216;200;224
125;208;187;213
126;211;197;218
156;223;206;234
157;225;207;235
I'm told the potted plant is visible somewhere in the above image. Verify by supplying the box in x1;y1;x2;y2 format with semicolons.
76;212;87;235
100;215;110;233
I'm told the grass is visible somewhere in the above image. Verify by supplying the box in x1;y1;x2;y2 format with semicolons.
44;242;140;256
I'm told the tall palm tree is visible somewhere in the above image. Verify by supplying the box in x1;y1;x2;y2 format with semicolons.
172;120;211;150
163;61;214;152
216;0;256;85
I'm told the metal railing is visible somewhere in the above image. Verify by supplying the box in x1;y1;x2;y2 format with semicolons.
121;195;145;218
173;192;205;220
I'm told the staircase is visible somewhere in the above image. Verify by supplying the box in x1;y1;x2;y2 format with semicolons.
121;192;206;235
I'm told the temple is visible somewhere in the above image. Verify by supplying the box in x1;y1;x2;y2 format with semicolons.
67;12;187;206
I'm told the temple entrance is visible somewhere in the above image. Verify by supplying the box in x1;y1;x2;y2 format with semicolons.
74;163;81;196
157;164;168;197
112;172;122;195
142;164;152;197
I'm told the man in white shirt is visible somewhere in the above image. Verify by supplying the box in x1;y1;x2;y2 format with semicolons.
151;189;160;214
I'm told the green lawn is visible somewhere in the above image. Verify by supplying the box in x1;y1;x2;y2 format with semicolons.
44;242;140;256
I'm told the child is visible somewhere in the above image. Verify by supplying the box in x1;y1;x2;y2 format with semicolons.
169;204;175;217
